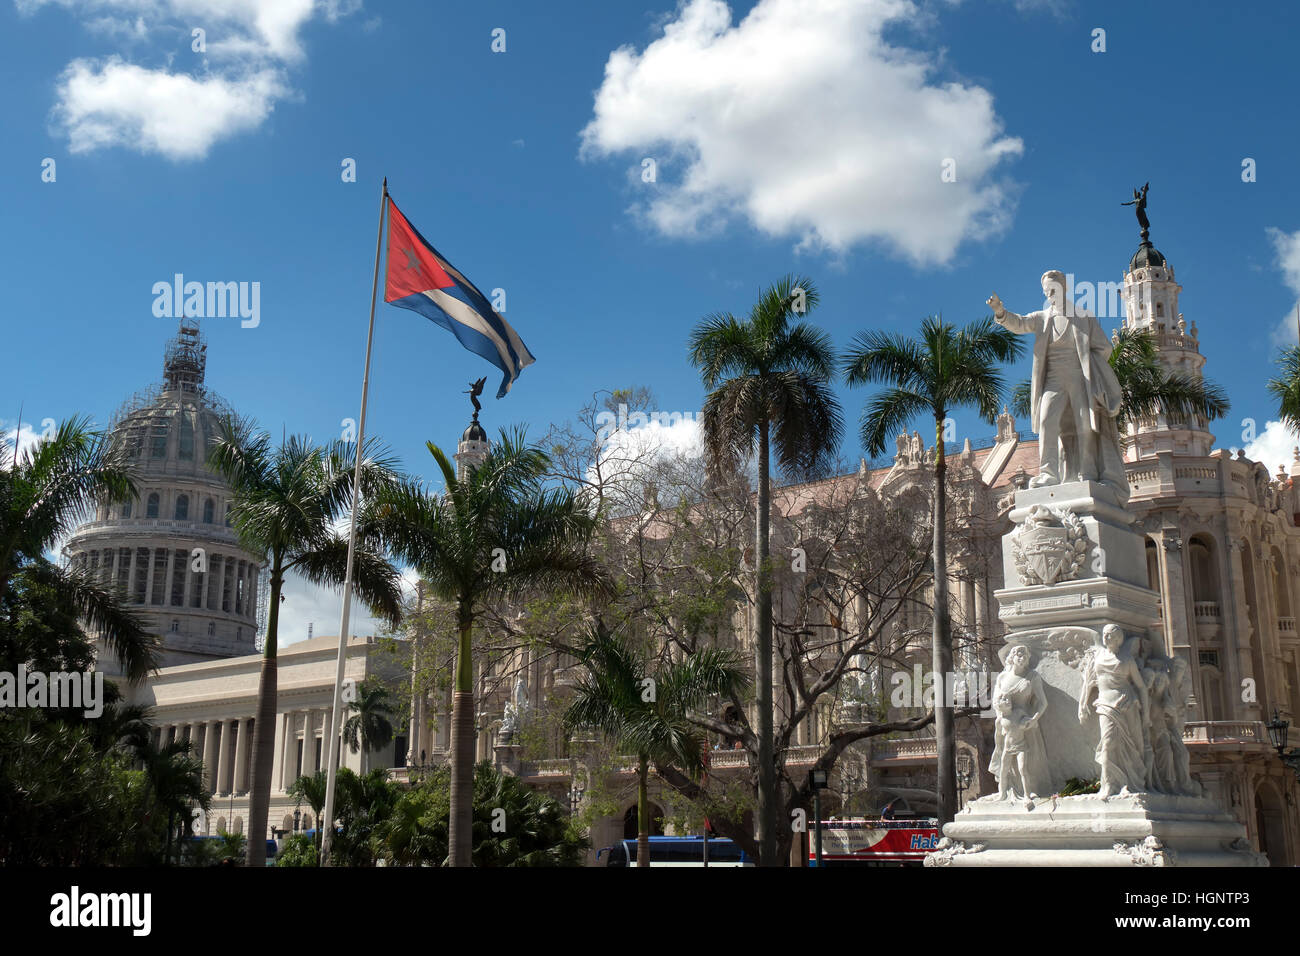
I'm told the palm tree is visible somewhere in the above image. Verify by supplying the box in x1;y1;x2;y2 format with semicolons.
563;622;749;867
1010;327;1229;431
363;427;609;867
287;770;328;859
1;416;156;680
208;418;405;866
843;315;1022;826
342;683;396;756
1267;346;1300;433
688;274;842;865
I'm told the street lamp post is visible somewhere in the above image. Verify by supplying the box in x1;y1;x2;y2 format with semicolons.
809;768;829;867
1266;710;1300;777
955;751;974;811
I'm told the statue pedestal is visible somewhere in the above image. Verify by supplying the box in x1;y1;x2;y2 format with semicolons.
494;743;522;775
932;481;1261;865
927;793;1266;867
995;481;1162;794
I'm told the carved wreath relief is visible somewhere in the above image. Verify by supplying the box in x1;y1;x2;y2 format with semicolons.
1011;504;1089;586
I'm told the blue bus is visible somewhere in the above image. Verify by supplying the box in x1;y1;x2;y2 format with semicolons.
597;835;752;867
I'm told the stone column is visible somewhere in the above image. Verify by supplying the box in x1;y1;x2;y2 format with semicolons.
124;547;137;604
1219;532;1250;718
207;555;220;611
303;710;319;776
144;547;157;607
164;548;176;606
248;565;259;620
960;576;977;669
215;718;234;795
272;712;289;791
182;549;194;613
234;717;252;793
202;720;219;792
408;638;422;766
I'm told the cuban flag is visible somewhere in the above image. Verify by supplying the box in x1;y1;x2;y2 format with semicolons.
384;196;535;398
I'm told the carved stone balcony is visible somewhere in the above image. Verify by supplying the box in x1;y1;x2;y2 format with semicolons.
1182;720;1271;752
869;737;938;765
1193;601;1221;620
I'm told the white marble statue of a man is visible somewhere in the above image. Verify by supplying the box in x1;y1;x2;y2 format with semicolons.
986;272;1128;504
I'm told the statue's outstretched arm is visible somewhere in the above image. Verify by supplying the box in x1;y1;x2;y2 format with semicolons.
993;307;1042;336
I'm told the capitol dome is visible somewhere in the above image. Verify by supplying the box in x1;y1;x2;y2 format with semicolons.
65;324;265;674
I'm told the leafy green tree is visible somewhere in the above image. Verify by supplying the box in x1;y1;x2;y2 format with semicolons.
333;767;399;866
287;770;328;860
563;622;749;867
275;833;318;867
843;315;1022;825
215;830;247;864
689;274;843;865
374;763;586;867
1010;326;1228;431
363;427;609;867
208;418;405;865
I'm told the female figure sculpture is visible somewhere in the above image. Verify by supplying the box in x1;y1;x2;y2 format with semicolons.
1079;625;1149;798
989;642;1050;800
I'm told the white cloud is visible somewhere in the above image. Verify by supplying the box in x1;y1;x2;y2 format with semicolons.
18;0;362;159
1267;227;1300;348
1243;419;1299;477
580;0;1023;266
0;420;46;471
54;58;287;160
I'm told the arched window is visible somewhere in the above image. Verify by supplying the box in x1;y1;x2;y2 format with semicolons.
175;495;189;521
146;493;160;518
1188;535;1220;604
1145;539;1163;595
121;499;132;519
203;498;214;523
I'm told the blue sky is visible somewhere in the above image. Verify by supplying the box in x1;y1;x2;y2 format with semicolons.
4;0;1300;639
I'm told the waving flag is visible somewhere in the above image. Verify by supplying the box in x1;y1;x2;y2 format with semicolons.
384;196;535;398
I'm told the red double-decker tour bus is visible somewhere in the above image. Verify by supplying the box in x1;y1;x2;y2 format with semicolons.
809;818;940;866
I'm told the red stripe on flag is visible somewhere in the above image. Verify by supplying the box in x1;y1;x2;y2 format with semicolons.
385;198;456;302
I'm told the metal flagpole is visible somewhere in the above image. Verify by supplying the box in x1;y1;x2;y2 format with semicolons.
320;175;388;866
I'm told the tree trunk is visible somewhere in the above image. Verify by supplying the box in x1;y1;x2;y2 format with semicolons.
637;753;650;868
244;567;283;866
755;418;777;865
932;418;956;826
448;613;475;867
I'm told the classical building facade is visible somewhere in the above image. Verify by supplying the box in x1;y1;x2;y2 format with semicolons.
131;633;400;840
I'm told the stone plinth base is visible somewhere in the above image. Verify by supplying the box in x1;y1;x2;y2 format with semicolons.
493;743;522;775
925;793;1266;867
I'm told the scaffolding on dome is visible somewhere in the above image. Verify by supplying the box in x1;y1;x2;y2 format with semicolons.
163;322;207;393
106;324;236;462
